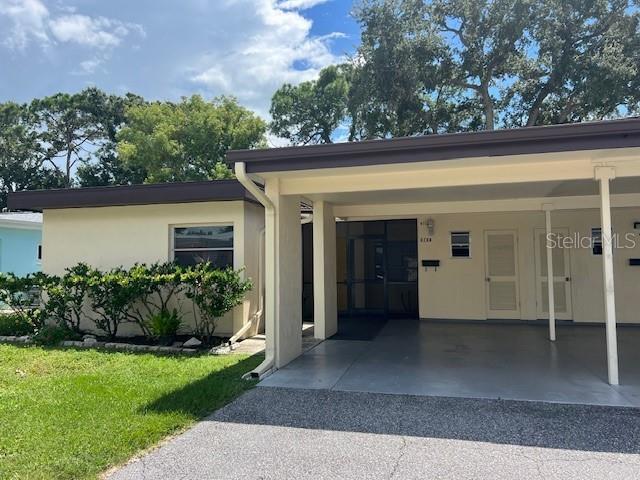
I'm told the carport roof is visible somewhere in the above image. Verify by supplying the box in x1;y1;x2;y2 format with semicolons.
229;117;640;173
7;179;260;211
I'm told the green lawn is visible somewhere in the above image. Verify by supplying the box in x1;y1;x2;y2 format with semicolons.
0;345;263;479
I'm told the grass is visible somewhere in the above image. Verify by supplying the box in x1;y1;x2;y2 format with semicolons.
0;344;263;479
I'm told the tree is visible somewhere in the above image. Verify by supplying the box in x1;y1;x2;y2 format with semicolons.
323;0;640;137
29;88;128;187
0;102;65;210
507;0;640;126
117;95;266;183
270;64;351;144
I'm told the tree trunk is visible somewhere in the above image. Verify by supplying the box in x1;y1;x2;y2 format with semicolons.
480;82;494;130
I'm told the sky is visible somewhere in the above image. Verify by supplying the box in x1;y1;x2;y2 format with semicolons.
0;0;360;120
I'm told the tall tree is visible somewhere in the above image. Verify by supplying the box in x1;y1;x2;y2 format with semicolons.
117;95;266;183
508;0;640;126
29;88;129;187
0;103;64;209
270;64;351;145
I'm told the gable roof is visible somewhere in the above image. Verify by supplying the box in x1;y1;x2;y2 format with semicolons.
7;180;259;212
228;118;640;173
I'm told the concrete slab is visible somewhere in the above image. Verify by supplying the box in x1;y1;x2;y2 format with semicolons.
261;320;640;407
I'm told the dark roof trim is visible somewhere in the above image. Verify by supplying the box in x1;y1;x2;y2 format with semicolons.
228;118;640;174
7;180;260;212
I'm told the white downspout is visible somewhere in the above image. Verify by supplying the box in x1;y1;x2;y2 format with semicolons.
235;162;275;379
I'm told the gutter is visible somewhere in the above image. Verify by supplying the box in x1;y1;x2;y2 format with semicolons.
235;162;275;380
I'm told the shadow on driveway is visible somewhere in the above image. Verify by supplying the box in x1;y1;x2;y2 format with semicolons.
209;386;640;454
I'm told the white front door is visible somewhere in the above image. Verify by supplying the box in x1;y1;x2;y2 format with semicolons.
484;230;520;319
534;228;573;320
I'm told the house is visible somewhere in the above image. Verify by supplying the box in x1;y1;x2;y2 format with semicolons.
8;118;640;388
8;181;264;339
0;212;42;276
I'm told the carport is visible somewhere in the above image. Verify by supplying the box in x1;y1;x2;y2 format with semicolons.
230;119;640;395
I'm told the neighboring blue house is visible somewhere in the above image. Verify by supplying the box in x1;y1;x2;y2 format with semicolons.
0;212;42;276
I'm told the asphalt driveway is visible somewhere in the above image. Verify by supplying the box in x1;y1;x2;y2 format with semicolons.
108;387;640;480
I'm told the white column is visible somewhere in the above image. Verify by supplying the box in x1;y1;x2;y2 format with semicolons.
313;200;337;339
595;166;619;385
265;178;302;369
543;204;556;341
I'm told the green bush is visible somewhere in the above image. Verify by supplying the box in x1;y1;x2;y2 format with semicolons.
0;313;35;336
0;272;48;330
43;263;91;333
147;308;183;345
33;324;78;346
182;264;252;344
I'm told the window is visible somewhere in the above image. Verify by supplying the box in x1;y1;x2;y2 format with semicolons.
173;225;233;268
450;231;470;257
37;244;42;261
591;227;603;255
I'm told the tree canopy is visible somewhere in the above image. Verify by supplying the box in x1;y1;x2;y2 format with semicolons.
117;95;266;182
270;0;640;141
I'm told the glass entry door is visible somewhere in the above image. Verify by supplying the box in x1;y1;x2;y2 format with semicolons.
337;219;418;318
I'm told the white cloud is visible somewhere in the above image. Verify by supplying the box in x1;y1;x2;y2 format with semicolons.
188;0;344;118
49;14;144;49
0;0;50;49
0;0;144;52
277;0;331;10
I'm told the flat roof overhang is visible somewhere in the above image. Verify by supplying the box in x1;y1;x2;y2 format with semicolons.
7;180;260;212
228;118;640;174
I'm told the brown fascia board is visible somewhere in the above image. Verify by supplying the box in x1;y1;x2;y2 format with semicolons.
228;118;640;173
7;180;261;212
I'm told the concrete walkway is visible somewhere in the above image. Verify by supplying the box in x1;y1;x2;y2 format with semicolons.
261;319;640;407
108;387;640;480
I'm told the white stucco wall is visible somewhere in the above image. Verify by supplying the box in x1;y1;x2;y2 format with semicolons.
417;207;640;323
42;200;264;337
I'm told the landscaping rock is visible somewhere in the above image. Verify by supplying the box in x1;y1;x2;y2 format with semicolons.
180;348;198;355
83;337;98;345
61;340;84;347
82;334;97;341
183;337;202;348
210;344;232;355
171;341;184;348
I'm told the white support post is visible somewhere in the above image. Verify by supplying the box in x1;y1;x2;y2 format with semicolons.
595;166;619;385
313;201;338;340
543;204;556;342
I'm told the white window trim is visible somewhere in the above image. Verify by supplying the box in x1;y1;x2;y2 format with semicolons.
450;230;471;259
169;223;235;266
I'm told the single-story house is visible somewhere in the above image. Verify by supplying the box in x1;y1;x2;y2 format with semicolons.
0;212;42;276
8;181;264;338
9;118;640;387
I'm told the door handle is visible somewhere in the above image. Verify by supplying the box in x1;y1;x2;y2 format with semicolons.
565;277;571;282
486;277;491;282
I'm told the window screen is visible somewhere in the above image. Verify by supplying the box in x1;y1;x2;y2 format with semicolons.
173;226;233;268
451;231;470;257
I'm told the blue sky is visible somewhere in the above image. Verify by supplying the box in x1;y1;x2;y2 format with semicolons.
0;0;359;119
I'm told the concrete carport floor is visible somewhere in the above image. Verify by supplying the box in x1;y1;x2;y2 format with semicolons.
260;319;640;407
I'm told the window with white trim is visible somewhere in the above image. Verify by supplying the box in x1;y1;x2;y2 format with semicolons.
172;225;233;268
450;231;471;258
591;227;603;256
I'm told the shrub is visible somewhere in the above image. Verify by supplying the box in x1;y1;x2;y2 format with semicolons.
182;264;252;344
0;272;48;331
43;264;92;333
126;263;185;338
85;267;141;339
33;324;78;346
147;308;183;345
0;313;35;336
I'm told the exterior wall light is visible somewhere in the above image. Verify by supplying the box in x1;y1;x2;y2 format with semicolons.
426;218;435;236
